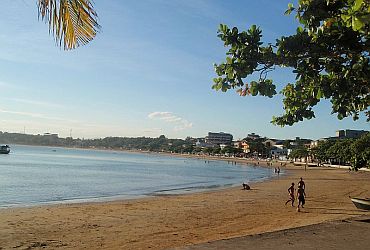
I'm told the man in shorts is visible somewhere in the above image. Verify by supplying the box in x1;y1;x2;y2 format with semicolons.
285;183;295;207
297;183;306;209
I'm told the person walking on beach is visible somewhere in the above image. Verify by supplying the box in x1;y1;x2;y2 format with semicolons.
285;183;295;207
297;183;306;210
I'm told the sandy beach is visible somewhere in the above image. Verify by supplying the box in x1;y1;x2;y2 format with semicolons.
0;164;369;249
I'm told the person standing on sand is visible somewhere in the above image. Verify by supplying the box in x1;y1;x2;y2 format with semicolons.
297;183;306;209
285;183;295;207
298;177;305;190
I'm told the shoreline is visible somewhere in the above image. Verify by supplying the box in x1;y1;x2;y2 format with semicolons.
1;166;369;249
11;143;368;172
0;166;279;210
1;145;282;210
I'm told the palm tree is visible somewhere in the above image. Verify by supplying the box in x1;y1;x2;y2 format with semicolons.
37;0;100;50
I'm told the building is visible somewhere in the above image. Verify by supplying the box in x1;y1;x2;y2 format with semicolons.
43;133;59;144
336;129;368;139
246;133;260;140
270;146;288;160
233;140;250;153
311;129;369;148
205;132;233;145
289;137;312;147
233;141;242;149
195;139;214;148
241;141;250;153
263;139;277;147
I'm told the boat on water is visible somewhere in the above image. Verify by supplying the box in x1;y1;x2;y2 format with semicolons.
0;145;10;154
351;197;370;210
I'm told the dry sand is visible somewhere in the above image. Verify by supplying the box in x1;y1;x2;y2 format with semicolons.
0;165;369;249
176;216;370;250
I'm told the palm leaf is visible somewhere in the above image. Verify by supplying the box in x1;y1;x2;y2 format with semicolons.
38;0;100;50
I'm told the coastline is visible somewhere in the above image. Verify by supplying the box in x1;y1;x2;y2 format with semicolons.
1;146;278;209
1;165;369;249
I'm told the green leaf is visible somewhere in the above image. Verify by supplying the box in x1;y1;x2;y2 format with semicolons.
285;3;295;15
354;0;363;11
341;14;351;22
250;81;258;96
250;25;256;32
352;17;364;31
316;88;323;99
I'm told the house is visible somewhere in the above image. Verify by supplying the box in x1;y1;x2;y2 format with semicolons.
273;140;285;149
241;141;250;153
263;139;277;147
270;146;288;160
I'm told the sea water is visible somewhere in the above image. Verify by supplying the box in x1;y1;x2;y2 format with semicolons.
0;145;274;208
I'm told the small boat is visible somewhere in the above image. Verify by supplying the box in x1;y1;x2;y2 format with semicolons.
351;197;370;210
0;145;10;154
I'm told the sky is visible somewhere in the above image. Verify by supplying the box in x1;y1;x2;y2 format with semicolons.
0;0;368;140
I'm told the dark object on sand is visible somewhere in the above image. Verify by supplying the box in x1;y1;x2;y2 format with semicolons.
0;145;10;154
242;183;250;190
351;197;370;210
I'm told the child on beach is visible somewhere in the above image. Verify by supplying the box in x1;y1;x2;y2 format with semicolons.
285;183;295;207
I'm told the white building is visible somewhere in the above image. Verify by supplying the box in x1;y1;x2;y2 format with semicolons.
270;146;288;160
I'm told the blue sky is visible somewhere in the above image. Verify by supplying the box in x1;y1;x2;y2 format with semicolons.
0;0;368;140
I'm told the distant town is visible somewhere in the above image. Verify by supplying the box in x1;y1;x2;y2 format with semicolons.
0;129;368;170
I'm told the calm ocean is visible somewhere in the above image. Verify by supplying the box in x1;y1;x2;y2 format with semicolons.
0;145;274;208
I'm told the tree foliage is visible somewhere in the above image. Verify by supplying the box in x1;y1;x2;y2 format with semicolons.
310;133;370;170
38;0;100;50
350;132;370;169
326;139;353;164
247;140;268;155
289;147;309;159
0;131;194;153
213;0;370;126
310;139;334;163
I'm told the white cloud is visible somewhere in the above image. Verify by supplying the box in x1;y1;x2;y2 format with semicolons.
148;112;193;131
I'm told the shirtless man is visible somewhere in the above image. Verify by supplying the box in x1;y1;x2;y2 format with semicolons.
297;183;306;209
298;177;305;190
285;183;295;207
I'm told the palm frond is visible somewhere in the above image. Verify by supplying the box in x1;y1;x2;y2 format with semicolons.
38;0;100;50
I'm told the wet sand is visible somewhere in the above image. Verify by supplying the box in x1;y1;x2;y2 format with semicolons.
0;165;369;249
